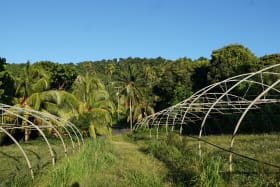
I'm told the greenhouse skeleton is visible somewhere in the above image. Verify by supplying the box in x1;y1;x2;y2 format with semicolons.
135;63;280;172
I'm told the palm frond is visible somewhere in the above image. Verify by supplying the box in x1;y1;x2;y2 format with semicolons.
92;89;110;102
93;100;115;114
32;78;49;92
27;93;41;110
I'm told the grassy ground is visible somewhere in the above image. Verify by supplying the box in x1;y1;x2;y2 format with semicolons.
125;129;280;186
1;130;280;186
34;136;169;187
0;137;76;186
0;135;170;187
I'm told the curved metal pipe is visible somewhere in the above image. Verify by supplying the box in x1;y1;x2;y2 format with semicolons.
229;79;280;172
198;63;280;156
0;127;34;180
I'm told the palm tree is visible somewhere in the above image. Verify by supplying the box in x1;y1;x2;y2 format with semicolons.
124;82;141;131
15;61;49;104
14;62;50;141
114;62;144;131
27;90;80;119
105;62;116;81
72;73;115;138
133;100;155;123
14;62;80;140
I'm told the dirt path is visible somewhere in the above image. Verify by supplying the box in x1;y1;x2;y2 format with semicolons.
111;127;130;136
111;139;171;186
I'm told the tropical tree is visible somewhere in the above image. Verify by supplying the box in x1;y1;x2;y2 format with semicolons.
15;90;80;139
114;62;144;131
133;100;155;122
124;81;141;131
191;57;210;92
15;61;49;103
13;62;80;140
14;62;50;141
33;61;78;91
143;64;157;98
153;58;194;109
207;44;258;83
27;90;80;119
105;62;116;81
0;57;15;105
72;73;115;138
258;53;280;68
257;54;280;91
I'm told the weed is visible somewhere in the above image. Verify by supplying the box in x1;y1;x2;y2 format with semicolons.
192;156;224;187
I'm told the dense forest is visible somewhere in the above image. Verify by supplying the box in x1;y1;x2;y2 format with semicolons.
1;44;280;137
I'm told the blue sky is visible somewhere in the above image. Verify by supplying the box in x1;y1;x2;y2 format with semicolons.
1;0;280;63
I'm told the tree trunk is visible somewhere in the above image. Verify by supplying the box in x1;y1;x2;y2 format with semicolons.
89;122;96;139
23;110;30;142
129;98;133;131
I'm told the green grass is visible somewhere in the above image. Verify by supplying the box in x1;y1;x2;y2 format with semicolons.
0;136;169;187
36;138;168;187
125;129;280;186
1;129;280;186
0;137;75;186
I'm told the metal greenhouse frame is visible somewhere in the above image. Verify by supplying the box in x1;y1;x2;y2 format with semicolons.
0;103;84;180
135;63;280;172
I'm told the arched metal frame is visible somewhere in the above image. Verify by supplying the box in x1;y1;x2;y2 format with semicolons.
0;126;34;180
0;103;83;179
135;63;280;172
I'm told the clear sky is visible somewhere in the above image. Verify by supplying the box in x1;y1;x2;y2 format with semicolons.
1;0;280;63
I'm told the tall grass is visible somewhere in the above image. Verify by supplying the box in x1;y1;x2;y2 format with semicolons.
192;156;224;187
126;130;280;186
140;134;198;186
3;130;280;186
30;138;167;187
34;139;117;186
0;137;69;187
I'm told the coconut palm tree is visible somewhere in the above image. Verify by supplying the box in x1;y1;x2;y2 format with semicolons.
14;62;50;141
133;100;155;122
27;90;80;119
14;62;80;140
15;61;49;104
72;73;115;138
114;62;144;131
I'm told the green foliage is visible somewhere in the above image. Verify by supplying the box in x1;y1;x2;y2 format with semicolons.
170;82;192;105
0;57;15;104
0;74;15;105
72;73;114;112
2;44;280;130
72;73;115;137
71;112;93;130
27;90;80;119
6;49;278;115
208;44;258;83
71;109;113;138
193;156;224;187
133;100;155;123
34;61;78;91
15;61;49;100
259;53;280;67
191;57;210;91
153;58;194;109
113;61;145;130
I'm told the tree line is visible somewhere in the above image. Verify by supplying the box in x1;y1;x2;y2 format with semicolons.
0;43;280;139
